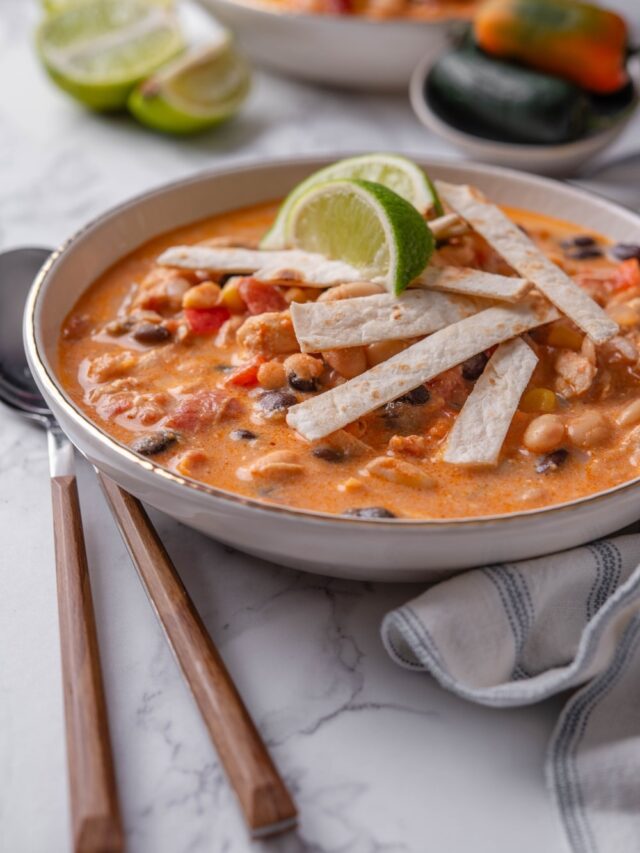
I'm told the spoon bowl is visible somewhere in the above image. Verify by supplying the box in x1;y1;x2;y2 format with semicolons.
0;247;55;424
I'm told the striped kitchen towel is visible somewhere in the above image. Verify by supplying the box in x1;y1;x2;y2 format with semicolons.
382;535;640;853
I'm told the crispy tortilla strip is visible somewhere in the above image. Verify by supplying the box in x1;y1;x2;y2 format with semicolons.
157;245;365;287
436;181;618;344
290;289;480;352
429;213;469;241
287;300;558;441
417;266;530;302
443;338;538;466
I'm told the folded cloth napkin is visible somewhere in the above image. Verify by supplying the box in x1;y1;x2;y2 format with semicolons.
382;535;640;853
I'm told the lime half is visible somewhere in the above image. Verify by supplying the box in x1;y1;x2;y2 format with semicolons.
285;179;434;296
128;37;251;134
261;153;442;250
37;0;184;111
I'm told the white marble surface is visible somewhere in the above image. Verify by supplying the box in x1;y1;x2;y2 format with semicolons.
1;1;639;851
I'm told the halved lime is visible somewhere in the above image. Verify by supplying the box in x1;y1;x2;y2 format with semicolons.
128;37;251;134
37;0;185;111
261;153;442;250
285;179;434;296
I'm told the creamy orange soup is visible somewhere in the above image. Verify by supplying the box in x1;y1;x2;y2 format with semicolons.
57;200;640;519
255;0;476;19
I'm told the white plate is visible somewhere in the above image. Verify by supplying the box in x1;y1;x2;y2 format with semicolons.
197;0;468;91
410;52;638;177
24;157;640;581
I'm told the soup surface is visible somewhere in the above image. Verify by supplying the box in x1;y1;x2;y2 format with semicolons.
253;0;477;20
57;199;640;519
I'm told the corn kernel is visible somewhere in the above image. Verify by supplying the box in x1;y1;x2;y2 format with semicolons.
220;278;246;313
547;324;584;352
520;387;557;414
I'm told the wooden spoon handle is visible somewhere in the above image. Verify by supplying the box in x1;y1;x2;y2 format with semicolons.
51;475;124;853
97;473;297;839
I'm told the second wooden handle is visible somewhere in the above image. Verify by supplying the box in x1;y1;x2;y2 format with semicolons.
51;475;123;853
97;473;297;838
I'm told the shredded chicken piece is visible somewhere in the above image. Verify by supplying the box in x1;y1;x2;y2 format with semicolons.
236;311;299;356
133;268;191;314
388;434;429;458
554;349;597;398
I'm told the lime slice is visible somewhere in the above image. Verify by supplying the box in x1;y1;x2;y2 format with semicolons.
37;0;185;111
285;179;434;296
43;0;173;14
128;37;251;134
261;153;442;250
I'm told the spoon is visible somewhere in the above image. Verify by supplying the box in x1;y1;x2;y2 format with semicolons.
2;247;297;839
0;247;124;853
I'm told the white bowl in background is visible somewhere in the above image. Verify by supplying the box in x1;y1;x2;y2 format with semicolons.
24;157;640;582
197;0;469;91
410;52;638;177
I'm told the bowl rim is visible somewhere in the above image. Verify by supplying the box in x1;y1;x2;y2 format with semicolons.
25;153;640;529
409;50;639;156
200;0;473;26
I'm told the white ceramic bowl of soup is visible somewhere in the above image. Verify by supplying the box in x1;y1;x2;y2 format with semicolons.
24;157;640;582
197;0;470;90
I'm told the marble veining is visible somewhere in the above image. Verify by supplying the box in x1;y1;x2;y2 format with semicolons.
2;0;639;850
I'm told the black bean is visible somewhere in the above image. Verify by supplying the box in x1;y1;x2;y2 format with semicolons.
535;448;569;474
132;323;172;344
131;429;178;456
312;446;345;463
561;235;597;249
259;390;297;412
462;352;489;381
399;385;430;405
230;429;257;441
565;247;603;261
288;373;318;393
612;243;640;261
344;507;397;519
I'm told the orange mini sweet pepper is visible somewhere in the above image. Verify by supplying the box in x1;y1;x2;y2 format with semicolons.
474;0;629;94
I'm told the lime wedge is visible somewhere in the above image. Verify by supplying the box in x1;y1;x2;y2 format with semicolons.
261;153;442;250
37;0;185;111
285;179;434;296
128;37;251;134
43;0;173;14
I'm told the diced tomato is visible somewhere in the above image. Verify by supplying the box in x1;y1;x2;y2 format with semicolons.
224;356;266;388
237;278;287;315
184;306;230;335
610;259;640;293
165;390;242;432
325;0;352;12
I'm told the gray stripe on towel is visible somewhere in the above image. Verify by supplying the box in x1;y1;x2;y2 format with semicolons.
550;613;640;853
